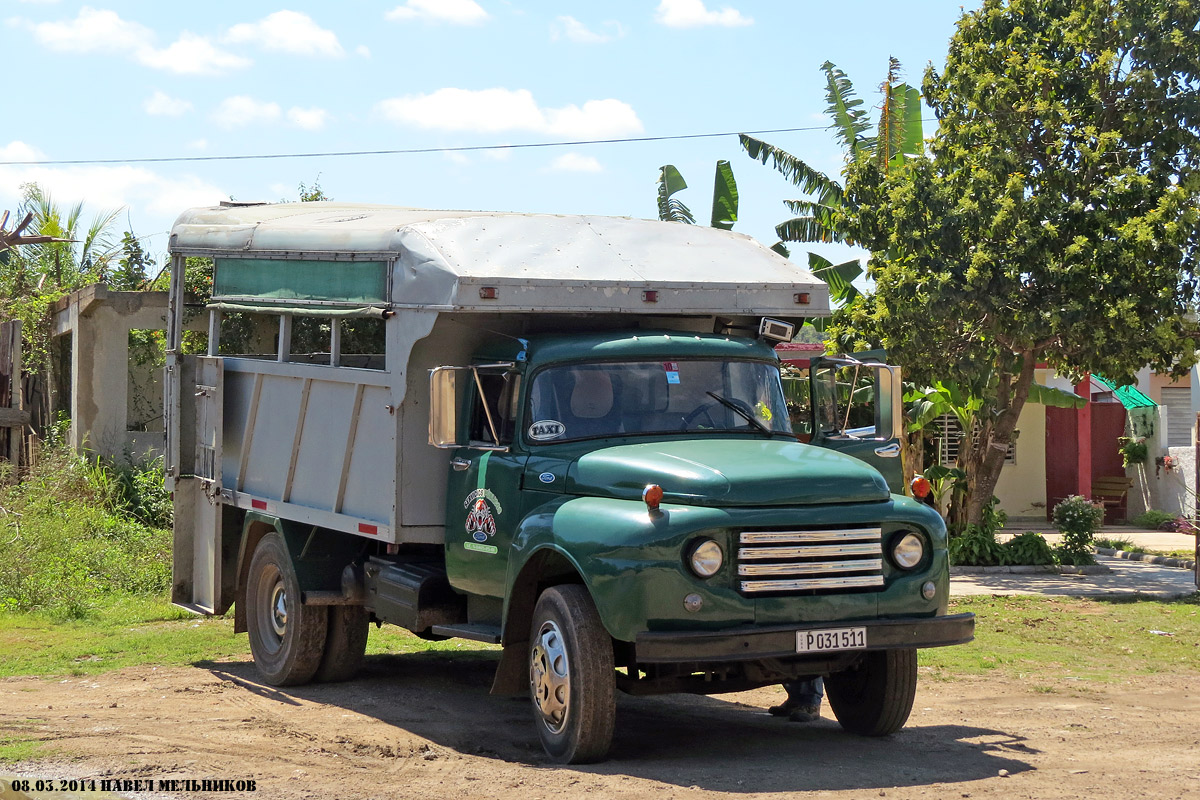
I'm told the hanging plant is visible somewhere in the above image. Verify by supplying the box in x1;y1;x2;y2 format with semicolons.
1118;437;1148;467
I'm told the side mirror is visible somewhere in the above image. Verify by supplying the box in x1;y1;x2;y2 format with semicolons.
428;367;459;448
877;364;902;441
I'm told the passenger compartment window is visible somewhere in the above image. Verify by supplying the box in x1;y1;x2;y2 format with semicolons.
216;311;277;359
337;317;386;371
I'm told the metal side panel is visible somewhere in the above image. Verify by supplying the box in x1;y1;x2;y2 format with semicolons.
187;357;224;614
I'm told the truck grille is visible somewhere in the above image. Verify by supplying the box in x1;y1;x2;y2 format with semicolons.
736;527;885;594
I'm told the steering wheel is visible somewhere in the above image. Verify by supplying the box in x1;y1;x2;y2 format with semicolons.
681;402;720;429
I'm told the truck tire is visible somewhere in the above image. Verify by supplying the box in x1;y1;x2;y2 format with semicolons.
528;585;615;764
246;533;328;686
826;648;917;736
315;606;369;682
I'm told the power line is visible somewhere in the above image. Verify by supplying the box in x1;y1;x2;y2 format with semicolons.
0;125;844;167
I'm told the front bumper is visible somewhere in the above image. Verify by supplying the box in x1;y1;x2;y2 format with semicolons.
634;612;974;664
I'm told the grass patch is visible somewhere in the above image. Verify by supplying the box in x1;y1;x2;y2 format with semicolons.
0;720;50;764
921;594;1200;683
0;595;497;679
0;449;172;619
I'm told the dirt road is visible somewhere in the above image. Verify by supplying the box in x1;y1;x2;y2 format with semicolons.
3;651;1199;800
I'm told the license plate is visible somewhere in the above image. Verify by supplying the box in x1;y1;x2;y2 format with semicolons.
795;627;867;653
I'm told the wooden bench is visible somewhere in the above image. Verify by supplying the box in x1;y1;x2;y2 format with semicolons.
1092;476;1134;522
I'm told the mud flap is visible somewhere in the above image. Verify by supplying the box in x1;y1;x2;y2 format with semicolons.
490;641;529;696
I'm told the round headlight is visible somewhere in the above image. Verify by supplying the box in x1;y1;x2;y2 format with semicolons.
689;539;724;578
892;532;925;569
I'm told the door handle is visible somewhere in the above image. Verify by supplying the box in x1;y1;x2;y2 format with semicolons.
874;442;901;458
451;457;471;471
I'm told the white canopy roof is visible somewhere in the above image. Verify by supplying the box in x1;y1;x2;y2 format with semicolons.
170;202;831;316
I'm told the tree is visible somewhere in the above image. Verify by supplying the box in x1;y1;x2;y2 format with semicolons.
834;0;1200;526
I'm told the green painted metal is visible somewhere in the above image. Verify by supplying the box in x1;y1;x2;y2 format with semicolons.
502;493;947;643
437;330;956;650
1092;374;1157;410
213;257;387;304
567;439;889;506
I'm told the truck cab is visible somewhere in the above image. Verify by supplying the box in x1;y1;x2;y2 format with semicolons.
165;203;972;764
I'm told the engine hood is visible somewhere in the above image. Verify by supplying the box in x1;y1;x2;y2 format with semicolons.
565;438;891;507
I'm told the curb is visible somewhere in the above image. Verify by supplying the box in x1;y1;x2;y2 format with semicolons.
1095;547;1197;570
951;564;1111;575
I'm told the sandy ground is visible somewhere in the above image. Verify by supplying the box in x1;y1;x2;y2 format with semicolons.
4;651;1199;800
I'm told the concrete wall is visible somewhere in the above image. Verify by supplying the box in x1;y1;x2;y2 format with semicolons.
993;384;1048;517
52;285;203;463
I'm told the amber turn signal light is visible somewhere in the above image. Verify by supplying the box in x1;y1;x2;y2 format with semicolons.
643;484;663;509
910;476;931;499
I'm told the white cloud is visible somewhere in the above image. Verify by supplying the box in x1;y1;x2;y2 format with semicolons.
443;151;471;166
550;16;621;44
386;0;489;25
187;139;208;151
20;7;249;75
224;11;343;57
355;44;371;58
0;140;227;225
549;153;603;173
376;88;642;137
212;96;282;129
287;107;330;131
136;32;250;75
143;90;192;117
654;0;752;28
27;6;152;53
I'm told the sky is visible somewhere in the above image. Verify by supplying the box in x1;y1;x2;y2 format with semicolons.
0;0;979;273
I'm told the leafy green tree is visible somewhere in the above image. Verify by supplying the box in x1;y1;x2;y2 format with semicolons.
834;0;1200;526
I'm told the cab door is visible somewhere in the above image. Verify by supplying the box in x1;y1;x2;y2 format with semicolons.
782;352;904;493
443;366;527;599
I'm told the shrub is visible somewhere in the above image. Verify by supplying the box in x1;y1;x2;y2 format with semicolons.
1004;532;1055;565
1132;509;1178;530
1052;495;1103;564
949;525;1009;566
0;447;171;618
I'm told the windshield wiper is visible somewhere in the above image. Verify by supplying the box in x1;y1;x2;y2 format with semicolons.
705;391;772;435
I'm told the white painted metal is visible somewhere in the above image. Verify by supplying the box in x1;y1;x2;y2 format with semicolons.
169;203;831;316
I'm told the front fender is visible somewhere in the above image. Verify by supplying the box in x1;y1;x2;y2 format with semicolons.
506;497;753;643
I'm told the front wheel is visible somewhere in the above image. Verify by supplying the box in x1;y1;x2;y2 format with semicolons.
246;533;328;686
528;585;615;764
826;648;917;736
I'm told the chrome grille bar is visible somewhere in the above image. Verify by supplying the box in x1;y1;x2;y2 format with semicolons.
739;528;881;544
738;558;882;576
734;526;888;595
738;543;882;560
740;575;886;593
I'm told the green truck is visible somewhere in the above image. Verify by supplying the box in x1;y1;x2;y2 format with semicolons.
166;202;973;763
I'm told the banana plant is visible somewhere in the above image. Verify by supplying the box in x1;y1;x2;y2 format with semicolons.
740;58;923;248
656;160;738;230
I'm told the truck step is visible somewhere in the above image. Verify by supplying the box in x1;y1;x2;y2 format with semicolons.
363;558;467;634
430;623;502;644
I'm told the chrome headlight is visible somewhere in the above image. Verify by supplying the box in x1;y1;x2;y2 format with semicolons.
688;539;724;578
892;532;925;569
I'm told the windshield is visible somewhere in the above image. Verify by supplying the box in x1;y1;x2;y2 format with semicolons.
525;359;793;443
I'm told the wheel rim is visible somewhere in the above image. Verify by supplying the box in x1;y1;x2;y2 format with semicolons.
254;564;286;654
530;619;570;734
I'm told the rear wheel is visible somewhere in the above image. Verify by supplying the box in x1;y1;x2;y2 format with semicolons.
315;605;369;682
826;648;917;736
528;585;615;764
246;533;328;686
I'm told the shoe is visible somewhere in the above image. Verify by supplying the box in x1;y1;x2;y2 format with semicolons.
788;705;821;722
768;698;801;717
